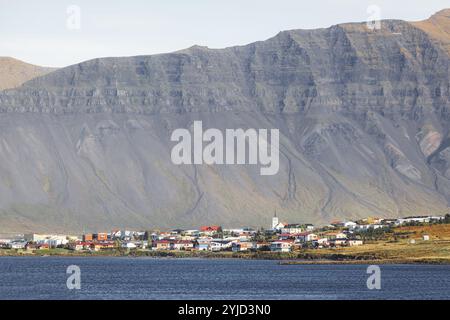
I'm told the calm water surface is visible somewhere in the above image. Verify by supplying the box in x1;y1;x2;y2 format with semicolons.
0;257;449;299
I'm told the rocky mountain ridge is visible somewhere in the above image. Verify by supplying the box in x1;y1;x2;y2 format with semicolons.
0;11;449;232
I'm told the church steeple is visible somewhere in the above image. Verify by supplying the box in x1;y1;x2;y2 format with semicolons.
272;210;279;229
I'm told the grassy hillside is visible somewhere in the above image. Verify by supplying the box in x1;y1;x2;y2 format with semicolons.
412;9;450;55
0;57;56;90
294;224;450;264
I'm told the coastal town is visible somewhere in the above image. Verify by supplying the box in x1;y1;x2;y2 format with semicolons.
1;213;449;255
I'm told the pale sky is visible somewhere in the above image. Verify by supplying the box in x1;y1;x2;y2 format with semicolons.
0;0;448;67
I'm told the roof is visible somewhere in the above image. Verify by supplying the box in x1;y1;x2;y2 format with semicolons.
279;233;295;237
173;240;193;244
154;240;171;244
272;239;294;243
283;224;303;228
200;226;221;232
154;240;193;244
236;242;254;246
402;216;435;219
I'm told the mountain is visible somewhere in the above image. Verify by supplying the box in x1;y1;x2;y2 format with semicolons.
412;9;450;55
0;57;56;91
0;11;449;233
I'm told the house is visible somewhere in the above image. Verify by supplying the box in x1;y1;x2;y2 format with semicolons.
430;216;445;222
195;240;210;251
382;219;397;225
93;233;109;241
152;240;171;250
180;235;197;241
112;230;144;240
296;232;318;243
9;241;27;249
281;224;303;234
83;234;93;242
330;238;347;247
232;241;255;252
24;234;69;246
171;229;184;235
0;239;12;249
183;230;200;237
423;235;430;241
312;238;329;248
43;239;59;248
396;216;444;225
347;239;363;246
270;240;293;252
25;243;38;251
210;241;224;251
90;243;102;251
330;220;344;228
117;230;137;241
121;242;137;249
133;241;148;249
157;232;176;240
273;222;287;231
326;232;347;240
25;243;50;250
68;241;92;251
355;224;384;231
171;240;194;251
278;233;295;240
255;242;270;250
224;228;256;237
343;221;357;229
90;241;115;251
38;236;69;248
110;230;121;239
210;240;235;251
200;226;222;236
68;242;85;251
305;224;315;231
200;226;221;232
36;243;50;250
224;228;244;235
238;234;252;242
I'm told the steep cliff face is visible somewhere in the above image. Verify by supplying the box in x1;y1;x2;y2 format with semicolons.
0;57;56;91
0;12;449;233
